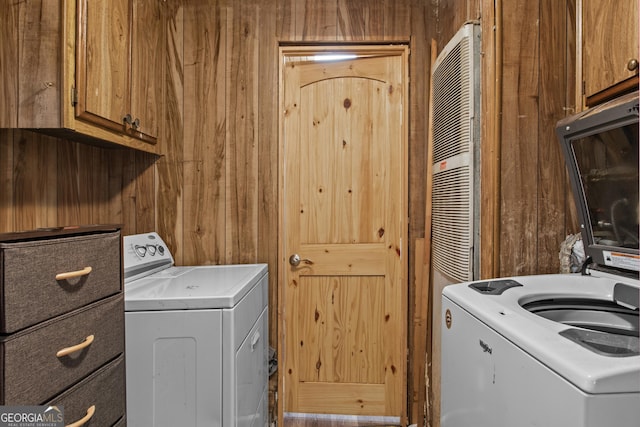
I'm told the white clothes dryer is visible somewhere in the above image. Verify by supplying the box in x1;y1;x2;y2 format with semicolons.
123;232;268;427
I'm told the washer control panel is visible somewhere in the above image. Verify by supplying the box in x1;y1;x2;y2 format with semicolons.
123;232;174;283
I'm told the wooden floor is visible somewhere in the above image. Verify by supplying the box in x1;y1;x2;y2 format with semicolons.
283;413;403;427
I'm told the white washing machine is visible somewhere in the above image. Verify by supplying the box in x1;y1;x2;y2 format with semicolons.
123;232;269;427
442;273;639;426
441;92;640;426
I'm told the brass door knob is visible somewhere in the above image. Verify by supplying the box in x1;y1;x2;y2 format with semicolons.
627;58;639;72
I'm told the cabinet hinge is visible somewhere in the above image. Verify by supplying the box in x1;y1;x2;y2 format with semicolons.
71;86;78;106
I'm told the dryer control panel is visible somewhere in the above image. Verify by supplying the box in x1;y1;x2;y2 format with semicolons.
123;232;174;283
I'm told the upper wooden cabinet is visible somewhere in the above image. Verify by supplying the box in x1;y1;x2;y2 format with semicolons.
76;0;163;144
0;0;165;153
582;0;639;106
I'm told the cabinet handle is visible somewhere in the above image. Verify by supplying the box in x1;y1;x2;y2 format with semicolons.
55;266;92;281
56;335;95;358
65;405;95;427
123;114;141;131
628;58;639;72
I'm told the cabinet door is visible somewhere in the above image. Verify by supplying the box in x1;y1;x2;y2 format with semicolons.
75;0;131;133
130;0;164;141
583;0;639;105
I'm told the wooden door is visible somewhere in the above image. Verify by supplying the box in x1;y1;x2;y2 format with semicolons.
280;47;408;420
76;0;130;131
130;0;163;141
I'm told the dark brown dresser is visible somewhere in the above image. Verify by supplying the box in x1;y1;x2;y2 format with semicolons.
0;225;126;426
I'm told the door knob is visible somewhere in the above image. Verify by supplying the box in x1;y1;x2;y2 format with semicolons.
289;253;313;266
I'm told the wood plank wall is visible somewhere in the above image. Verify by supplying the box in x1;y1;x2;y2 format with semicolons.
0;129;157;235
167;0;430;424
429;0;577;426
434;0;577;277
490;0;578;278
0;0;579;425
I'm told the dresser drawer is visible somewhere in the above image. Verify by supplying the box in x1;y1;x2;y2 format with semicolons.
46;355;126;427
0;294;124;404
0;230;121;333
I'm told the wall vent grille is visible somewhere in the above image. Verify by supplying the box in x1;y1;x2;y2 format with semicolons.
431;23;480;283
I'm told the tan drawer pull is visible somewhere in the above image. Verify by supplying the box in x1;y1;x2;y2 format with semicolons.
55;266;92;281
56;335;95;358
66;405;95;427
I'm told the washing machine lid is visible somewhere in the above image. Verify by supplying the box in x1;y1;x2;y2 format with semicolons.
124;263;267;311
556;91;639;274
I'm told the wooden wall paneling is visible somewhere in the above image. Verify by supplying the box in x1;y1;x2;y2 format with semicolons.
155;124;183;263
480;0;498;279
132;151;158;234
183;0;227;264
13;131;57;231
157;0;185;263
436;0;456;38
81;145;107;224
382;0;411;40
0;128;160;236
537;0;572;274
435;0;476;49
57;142;74;226
336;0;384;41
255;1;280;422
408;0;428;240
0;130;15;232
88;146;105;226
106;149;127;228
55;141;98;227
18;0;61;128
276;0;296;41
100;147;157;236
408;2;428;426
411;226;428;426
0;2;18;127
119;149;140;236
565;0;577;108
499;0;540;277
297;0;338;40
225;2;259;264
564;0;581;235
91;146;110;224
